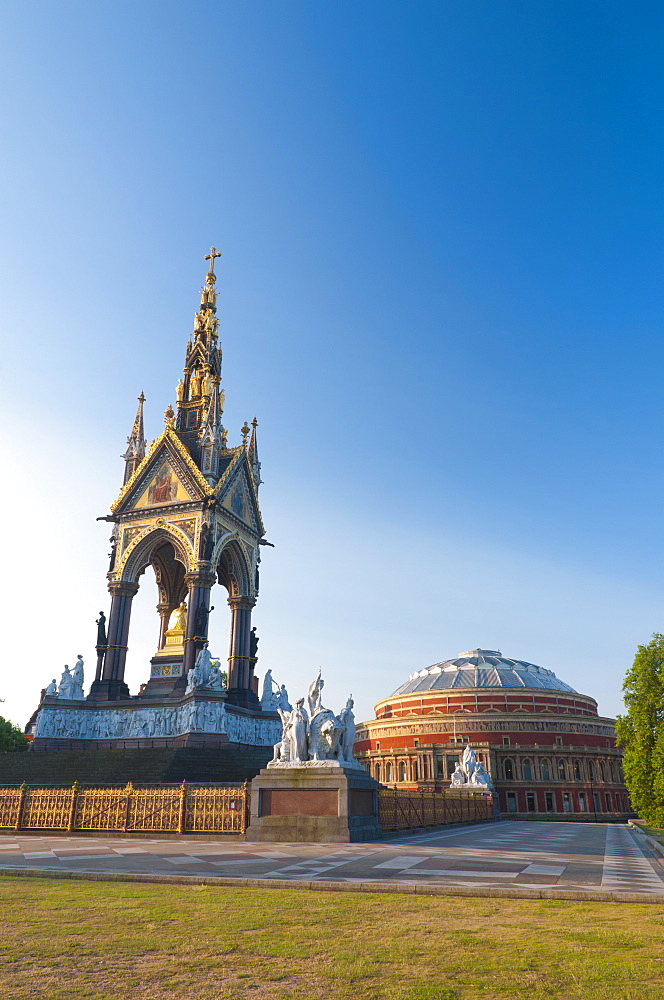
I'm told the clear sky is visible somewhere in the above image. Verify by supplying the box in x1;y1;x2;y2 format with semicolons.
1;1;663;729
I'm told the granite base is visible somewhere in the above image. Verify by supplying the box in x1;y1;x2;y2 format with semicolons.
246;764;381;843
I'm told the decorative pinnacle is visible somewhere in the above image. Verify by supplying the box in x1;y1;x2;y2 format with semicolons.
241;421;251;447
164;404;175;429
204;247;222;279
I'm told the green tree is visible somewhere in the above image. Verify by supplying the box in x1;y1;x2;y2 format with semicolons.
0;717;29;752
616;633;664;827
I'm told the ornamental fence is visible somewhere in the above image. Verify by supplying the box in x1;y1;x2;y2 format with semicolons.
0;782;491;837
0;781;249;835
379;788;493;830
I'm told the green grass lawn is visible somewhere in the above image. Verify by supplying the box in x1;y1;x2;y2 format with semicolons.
634;820;664;846
1;877;663;1000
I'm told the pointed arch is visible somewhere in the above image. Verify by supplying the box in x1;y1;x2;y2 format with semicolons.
215;536;253;598
121;525;194;584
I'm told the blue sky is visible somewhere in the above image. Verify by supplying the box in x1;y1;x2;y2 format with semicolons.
1;1;664;727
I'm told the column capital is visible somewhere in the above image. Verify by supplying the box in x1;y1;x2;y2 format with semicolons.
227;595;256;611
185;570;216;590
108;580;139;598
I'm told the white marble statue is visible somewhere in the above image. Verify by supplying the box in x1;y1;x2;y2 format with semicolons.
450;762;466;786
261;669;277;710
72;655;85;699
186;643;220;693
276;684;291;712
45;679;58;697
289;699;309;762
271;706;291;763
462;743;476;781
58;665;75;699
307;668;325;717
195;643;212;683
309;707;344;761
338;696;356;763
207;660;224;690
470;762;494;790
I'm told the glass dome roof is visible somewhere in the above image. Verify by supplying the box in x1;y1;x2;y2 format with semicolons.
389;649;578;696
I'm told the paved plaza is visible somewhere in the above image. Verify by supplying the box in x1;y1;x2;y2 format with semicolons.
0;821;663;899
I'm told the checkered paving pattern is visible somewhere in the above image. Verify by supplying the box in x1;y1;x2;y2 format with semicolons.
0;822;662;895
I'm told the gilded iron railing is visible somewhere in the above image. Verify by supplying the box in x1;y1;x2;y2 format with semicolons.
379;788;493;830
0;781;249;835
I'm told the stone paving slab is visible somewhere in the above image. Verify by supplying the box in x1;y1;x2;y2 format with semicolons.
1;820;663;903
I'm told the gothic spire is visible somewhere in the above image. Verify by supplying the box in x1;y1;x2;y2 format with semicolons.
121;393;146;484
175;248;224;464
248;417;262;487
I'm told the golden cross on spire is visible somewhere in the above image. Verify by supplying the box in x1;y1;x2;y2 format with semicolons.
204;246;222;276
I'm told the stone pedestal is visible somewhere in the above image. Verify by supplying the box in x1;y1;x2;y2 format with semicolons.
446;784;499;820
246;763;381;843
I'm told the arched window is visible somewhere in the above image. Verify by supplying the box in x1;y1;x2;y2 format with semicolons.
557;759;566;780
599;761;605;782
504;759;514;780
574;760;581;781
540;759;550;781
523;758;533;781
385;762;392;783
399;761;407;783
374;762;381;782
588;760;595;781
609;760;616;781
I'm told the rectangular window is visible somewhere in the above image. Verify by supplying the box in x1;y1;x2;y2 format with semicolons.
413;739;419;747
526;792;536;813
375;743;380;750
563;793;571;813
556;736;563;746
446;756;458;778
545;792;554;813
579;792;587;812
593;792;601;813
507;792;517;813
503;736;510;746
605;792;612;811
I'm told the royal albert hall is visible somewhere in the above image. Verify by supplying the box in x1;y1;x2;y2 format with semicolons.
354;649;632;820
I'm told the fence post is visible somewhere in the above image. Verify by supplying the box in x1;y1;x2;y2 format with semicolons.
68;782;79;832
123;782;133;832
14;782;27;831
241;780;250;834
177;780;187;834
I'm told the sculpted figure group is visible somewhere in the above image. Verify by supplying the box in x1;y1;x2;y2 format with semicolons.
185;643;224;694
449;743;494;790
269;669;360;769
46;655;86;701
260;669;292;712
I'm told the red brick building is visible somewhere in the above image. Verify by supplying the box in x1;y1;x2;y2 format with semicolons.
354;649;631;820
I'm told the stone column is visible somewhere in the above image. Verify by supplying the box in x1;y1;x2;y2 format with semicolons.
88;580;138;701
94;646;105;684
183;570;216;675
156;602;173;650
227;595;258;708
